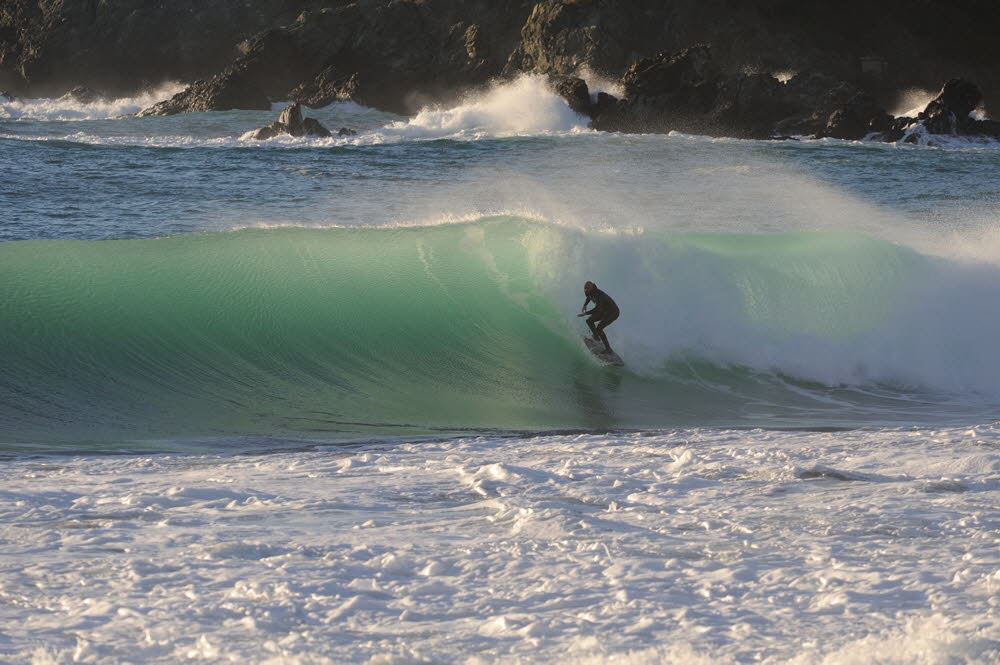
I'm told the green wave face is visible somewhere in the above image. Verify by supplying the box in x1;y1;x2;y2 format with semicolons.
0;216;981;450
1;219;595;444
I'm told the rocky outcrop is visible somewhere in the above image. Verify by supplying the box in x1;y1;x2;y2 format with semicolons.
287;67;361;109
138;17;336;116
549;75;591;116
918;78;982;135
817;93;894;140
61;86;105;104
895;79;1000;142
588;46;829;139
822;78;1000;143
6;0;1000;144
772;73;863;136
246;102;331;139
0;0;320;98
562;45;1000;144
138;2;534;116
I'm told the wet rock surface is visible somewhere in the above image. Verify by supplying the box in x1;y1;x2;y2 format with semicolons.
4;0;1000;144
247;103;332;139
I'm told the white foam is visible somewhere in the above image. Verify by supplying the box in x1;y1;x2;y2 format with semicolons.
1;425;996;663
379;74;590;141
528;222;1000;395
234;75;591;146
897;121;1000;149
0;82;185;121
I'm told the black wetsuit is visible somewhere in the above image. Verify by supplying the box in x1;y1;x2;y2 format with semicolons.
583;287;620;352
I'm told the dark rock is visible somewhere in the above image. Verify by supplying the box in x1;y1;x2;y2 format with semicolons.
591;45;720;134
137;2;530;117
246;102;331;140
875;116;917;143
592;92;618;114
817;93;893;140
138;23;316;116
0;1;370;99
549;75;591;116
590;45;802;138
278;103;303;135
967;118;1000;140
876;79;998;143
621;44;717;101
5;0;1000;116
62;86;105;104
709;72;794;139
0;90;14;102
302;117;331;138
250;121;285;141
918;78;982;135
337;127;358;136
504;0;657;78
289;67;361;109
772;72;861;136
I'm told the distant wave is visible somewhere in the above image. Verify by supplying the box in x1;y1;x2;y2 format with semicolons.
0;82;185;121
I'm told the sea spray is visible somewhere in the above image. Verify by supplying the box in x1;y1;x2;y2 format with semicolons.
379;74;590;140
0;82;185;121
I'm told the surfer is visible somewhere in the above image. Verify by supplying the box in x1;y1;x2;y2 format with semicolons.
578;281;619;352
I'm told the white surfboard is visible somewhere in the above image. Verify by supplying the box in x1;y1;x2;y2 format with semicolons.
583;336;624;366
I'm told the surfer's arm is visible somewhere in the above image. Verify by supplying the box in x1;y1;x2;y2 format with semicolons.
581;295;592;312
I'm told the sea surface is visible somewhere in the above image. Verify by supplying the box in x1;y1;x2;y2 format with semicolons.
0;76;997;664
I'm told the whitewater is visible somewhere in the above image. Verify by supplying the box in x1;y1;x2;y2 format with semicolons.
0;76;997;664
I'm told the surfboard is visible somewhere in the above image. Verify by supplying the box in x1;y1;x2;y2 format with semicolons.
583;336;624;366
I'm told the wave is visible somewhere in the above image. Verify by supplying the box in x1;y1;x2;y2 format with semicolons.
3;217;999;447
247;75;590;145
373;74;589;140
0;83;185;121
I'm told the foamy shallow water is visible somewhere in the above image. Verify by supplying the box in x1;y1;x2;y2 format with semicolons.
2;427;996;664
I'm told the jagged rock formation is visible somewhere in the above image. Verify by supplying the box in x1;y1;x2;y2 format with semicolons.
5;0;1000;141
137;2;534;116
892;79;1000;142
60;86;105;104
0;0;321;97
552;46;1000;143
585;46;861;140
246;102;333;139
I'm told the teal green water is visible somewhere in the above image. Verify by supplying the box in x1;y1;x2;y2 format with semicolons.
4;90;1000;453
3;216;986;451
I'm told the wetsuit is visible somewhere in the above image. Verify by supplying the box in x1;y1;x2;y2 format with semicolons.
582;287;620;352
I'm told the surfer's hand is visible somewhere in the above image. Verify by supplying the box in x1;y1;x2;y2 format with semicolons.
577;312;587;317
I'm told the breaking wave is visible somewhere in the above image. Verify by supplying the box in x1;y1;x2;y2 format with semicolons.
0;82;185;121
3;216;999;449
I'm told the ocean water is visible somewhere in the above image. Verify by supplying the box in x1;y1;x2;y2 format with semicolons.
0;76;997;663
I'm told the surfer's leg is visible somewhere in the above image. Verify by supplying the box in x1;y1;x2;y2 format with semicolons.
595;324;611;351
586;315;600;340
595;312;618;352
